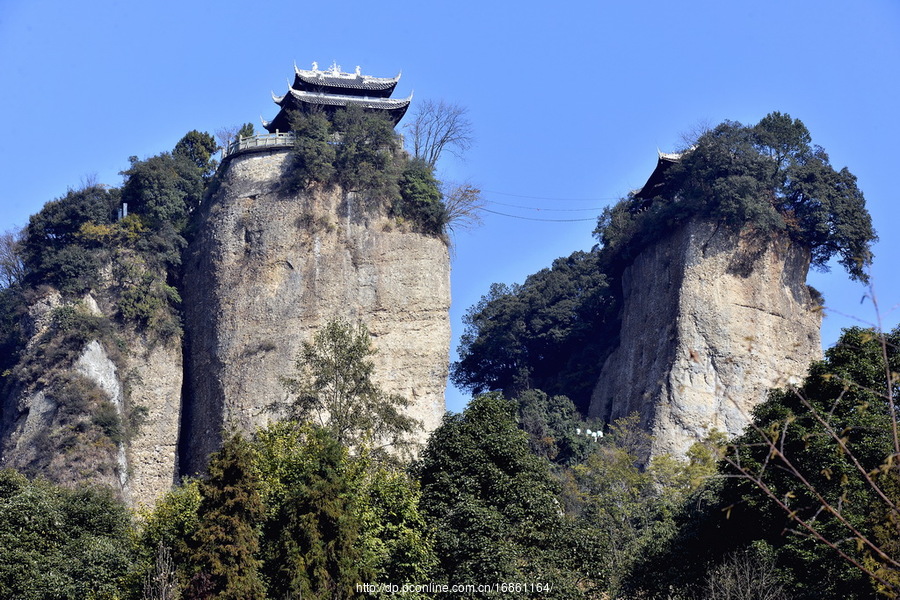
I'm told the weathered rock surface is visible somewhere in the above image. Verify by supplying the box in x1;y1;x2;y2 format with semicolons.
589;219;822;458
0;288;182;507
182;149;451;474
122;335;182;506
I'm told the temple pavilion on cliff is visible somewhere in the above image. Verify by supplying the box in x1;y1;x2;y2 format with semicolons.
262;62;412;133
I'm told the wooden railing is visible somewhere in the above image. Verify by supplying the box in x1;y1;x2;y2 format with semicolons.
222;132;295;160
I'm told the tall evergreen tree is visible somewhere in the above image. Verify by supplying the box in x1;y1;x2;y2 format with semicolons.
186;434;265;600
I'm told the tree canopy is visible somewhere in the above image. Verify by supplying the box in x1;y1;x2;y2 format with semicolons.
416;392;587;598
282;319;420;455
596;112;877;281
451;249;614;412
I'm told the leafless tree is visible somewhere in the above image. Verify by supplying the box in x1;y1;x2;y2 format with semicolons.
215;125;241;150
143;542;179;600
79;172;100;190
678;119;713;151
215;123;255;151
0;228;24;288
404;99;474;167
441;181;485;233
703;548;788;600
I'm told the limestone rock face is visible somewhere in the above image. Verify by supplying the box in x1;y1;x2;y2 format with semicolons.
122;335;182;506
588;219;822;458
0;289;182;507
182;150;450;474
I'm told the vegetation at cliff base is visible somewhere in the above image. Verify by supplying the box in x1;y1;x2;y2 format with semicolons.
0;106;892;599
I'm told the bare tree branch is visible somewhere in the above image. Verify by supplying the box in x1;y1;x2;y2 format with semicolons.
0;228;24;288
404;99;474;167
440;181;485;233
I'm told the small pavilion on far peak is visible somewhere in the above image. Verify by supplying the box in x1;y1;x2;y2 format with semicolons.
262;62;412;133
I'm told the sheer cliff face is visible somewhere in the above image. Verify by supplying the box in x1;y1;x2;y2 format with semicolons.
0;287;182;507
182;151;451;474
589;219;822;459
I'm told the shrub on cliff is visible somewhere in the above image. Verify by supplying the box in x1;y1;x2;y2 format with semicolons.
395;158;447;236
21;185;118;293
285;108;451;235
595;112;877;282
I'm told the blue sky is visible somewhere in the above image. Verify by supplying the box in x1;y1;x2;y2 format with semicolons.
1;1;898;413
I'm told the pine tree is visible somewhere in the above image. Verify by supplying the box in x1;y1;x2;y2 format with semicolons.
185;433;266;600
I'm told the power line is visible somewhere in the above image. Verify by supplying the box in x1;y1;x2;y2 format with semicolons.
478;207;597;222
486;200;603;212
481;189;620;202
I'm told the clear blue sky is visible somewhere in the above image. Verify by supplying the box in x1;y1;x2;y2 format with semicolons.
1;1;898;413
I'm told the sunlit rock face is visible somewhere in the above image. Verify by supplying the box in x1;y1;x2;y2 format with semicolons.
182;150;450;475
589;218;822;459
0;287;182;508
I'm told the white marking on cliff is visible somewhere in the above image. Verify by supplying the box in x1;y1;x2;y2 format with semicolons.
75;340;130;491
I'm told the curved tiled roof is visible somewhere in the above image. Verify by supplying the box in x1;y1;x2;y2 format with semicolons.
263;63;411;133
293;63;400;95
285;88;411;110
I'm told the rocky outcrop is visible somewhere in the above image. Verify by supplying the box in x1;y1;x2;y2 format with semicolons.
0;286;182;507
588;219;822;458
182;149;450;474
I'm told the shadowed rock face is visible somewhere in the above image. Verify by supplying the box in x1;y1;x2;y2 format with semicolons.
589;218;822;459
181;150;450;475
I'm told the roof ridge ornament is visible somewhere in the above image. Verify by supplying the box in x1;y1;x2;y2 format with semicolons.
263;62;411;133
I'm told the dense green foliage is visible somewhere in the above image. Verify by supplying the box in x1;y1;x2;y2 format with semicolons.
629;325;900;599
452;250;614;412
21;185;119;293
515;389;595;466
185;433;266;599
395;158;447;236
0;469;136;599
255;423;435;599
282;319;420;455
284;107;450;236
597;112;876;281
416;392;596;598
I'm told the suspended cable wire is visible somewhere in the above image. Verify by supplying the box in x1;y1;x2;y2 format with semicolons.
486;199;603;212
481;189;620;202
478;207;597;222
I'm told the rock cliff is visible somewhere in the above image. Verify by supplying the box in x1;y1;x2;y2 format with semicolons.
181;149;450;474
588;218;822;458
0;284;182;506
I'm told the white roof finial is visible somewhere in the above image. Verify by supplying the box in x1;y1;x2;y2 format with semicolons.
355;65;361;76
311;61;319;71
